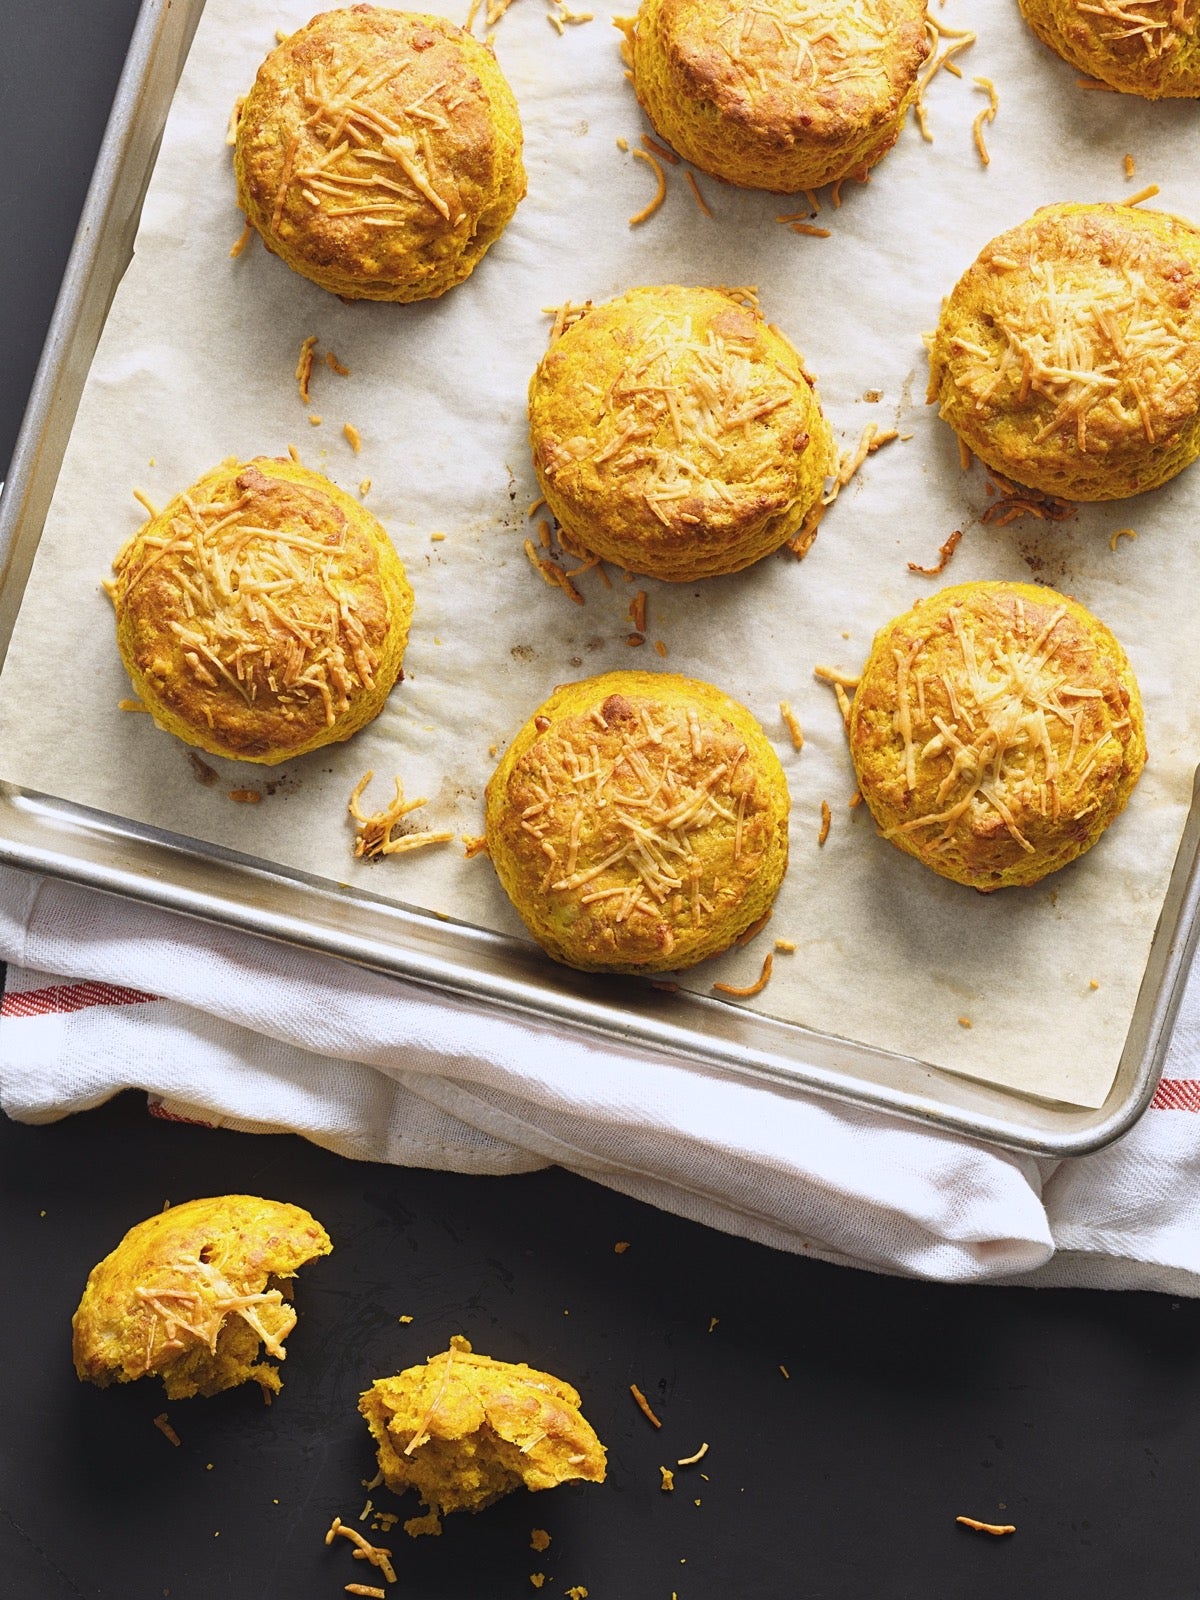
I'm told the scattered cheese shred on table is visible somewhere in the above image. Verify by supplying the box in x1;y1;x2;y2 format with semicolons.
630;1383;663;1428
349;772;455;859
677;1442;709;1466
641;132;679;164
685;170;713;216
914;16;977;140
629;147;667;225
1110;527;1137;550
345;1586;386;1597
956;1516;1016;1536
614;1240;630;1253
713;950;773;998
153;1413;181;1447
228;789;261;804
660;1466;676;1491
1122;182;1160;206
775;938;796;952
325;1517;398;1584
817;800;832;846
790;223;831;238
326;349;351;376
229;219;253;258
344;422;362;453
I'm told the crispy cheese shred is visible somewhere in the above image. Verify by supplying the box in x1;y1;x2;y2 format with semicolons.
1124;153;1136;178
972;76;998;167
660;1466;676;1492
349;772;455;859
685;170;713;216
908;528;962;576
640;133;679;165
713;950;773;998
630;1383;663;1429
677;1442;709;1466
1109;527;1137;550
153;1413;181;1447
344;422;363;453
1122;183;1160;207
325;1518;398;1584
780;701;804;750
775;937;797;952
980;472;1075;526
326;350;351;376
118;698;148;713
956;1516;1016;1536
296;334;318;404
914;17;977;142
629;148;667;226
229;219;253;258
790;223;831;238
818;800;831;846
524;539;585;604
345;1587;387;1598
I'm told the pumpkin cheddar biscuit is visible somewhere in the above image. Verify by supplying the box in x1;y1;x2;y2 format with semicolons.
1019;0;1200;98
360;1336;606;1523
233;7;525;302
109;456;413;764
486;670;790;971
623;0;930;193
528;285;834;582
848;581;1146;890
72;1197;332;1400
927;202;1200;501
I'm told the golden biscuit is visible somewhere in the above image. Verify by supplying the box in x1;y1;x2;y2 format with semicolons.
234;7;525;301
1019;0;1200;98
72;1196;332;1400
486;670;790;971
848;581;1146;890
927;202;1200;501
360;1335;607;1520
623;0;929;192
528;286;834;581
110;456;414;765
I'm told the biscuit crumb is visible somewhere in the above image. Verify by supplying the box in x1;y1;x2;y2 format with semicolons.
616;134;629;151
308;414;322;426
463;834;490;858
404;1511;442;1539
228;789;261;804
530;1577;546;1590
432;531;447;542
359;477;372;496
1089;978;1100;990
958;1015;973;1029
774;938;796;952
118;698;149;714
530;1529;551;1552
613;1241;630;1253
1124;152;1136;178
660;1467;676;1492
654;639;668;657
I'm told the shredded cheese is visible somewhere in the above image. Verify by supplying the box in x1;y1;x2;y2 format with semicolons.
817;800;831;846
790;223;831;238
326;350;351;376
325;1519;398;1584
1109;526;1138;549
713;950;773;997
971;75;998;167
914;17;977;142
660;1466;676;1491
153;1413;181;1446
685;170;713;216
629;147;667;226
344;423;363;453
780;701;804;750
229;219;253;258
677;1442;709;1465
349;771;454;858
640;132;679;165
630;1383;663;1428
956;1516;1016;1536
296;334;318;404
907;528;962;576
775;937;797;952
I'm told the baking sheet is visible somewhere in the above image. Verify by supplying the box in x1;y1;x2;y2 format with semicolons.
2;0;1199;1108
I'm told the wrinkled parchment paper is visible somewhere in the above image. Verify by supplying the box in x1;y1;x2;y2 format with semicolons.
3;0;1200;1107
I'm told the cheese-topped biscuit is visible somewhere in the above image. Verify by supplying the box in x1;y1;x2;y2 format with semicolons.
848;581;1146;890
1019;0;1200;98
72;1196;332;1400
624;0;929;192
360;1335;607;1518
486;670;790;971
109;456;413;764
233;7;525;301
927;202;1200;501
528;286;834;582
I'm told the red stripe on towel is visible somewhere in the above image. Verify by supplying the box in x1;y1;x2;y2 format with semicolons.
1151;1079;1200;1112
0;981;158;1018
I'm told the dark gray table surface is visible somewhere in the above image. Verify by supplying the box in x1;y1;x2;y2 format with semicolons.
4;4;1200;1597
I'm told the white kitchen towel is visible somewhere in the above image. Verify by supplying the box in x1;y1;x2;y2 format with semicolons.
3;864;1199;1292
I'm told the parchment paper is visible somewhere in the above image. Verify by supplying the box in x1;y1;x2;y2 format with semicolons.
3;0;1200;1107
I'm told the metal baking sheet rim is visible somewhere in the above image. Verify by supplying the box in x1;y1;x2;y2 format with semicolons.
1;0;1196;1158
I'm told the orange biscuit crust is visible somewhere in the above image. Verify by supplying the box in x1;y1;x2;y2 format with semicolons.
233;6;525;301
627;0;929;192
110;456;413;764
528;286;834;581
486;670;790;971
1018;0;1200;98
848;581;1146;890
360;1336;607;1516
927;202;1200;501
72;1196;332;1399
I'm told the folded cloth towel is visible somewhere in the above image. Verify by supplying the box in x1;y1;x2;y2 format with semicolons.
3;865;1199;1291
